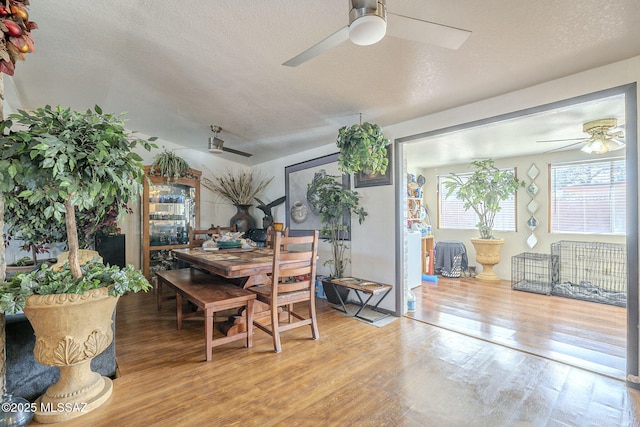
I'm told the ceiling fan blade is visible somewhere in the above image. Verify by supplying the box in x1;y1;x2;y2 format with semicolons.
283;26;349;67
537;137;587;143
386;13;471;50
222;146;253;158
544;141;586;153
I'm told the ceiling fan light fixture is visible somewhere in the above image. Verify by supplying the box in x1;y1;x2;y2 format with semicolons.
604;137;625;152
349;15;387;45
579;118;625;155
580;137;625;155
208;136;224;154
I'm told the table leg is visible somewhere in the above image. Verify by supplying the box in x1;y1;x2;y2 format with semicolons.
329;282;350;315
246;299;254;348
352;289;392;323
330;284;392;323
218;301;284;336
176;292;183;330
205;308;214;362
241;274;271;289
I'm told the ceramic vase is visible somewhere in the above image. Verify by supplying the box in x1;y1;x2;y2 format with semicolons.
230;204;256;232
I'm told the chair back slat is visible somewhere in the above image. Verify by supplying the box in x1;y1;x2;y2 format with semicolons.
278;280;312;293
279;265;313;278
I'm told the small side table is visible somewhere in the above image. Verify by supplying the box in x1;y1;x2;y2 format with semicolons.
328;277;393;323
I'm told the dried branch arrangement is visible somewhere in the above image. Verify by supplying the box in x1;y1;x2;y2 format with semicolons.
202;170;273;205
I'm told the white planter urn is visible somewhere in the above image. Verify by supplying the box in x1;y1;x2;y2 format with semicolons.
23;287;118;424
470;238;504;282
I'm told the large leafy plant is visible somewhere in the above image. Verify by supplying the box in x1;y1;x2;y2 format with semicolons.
443;159;524;239
0;262;149;314
307;174;367;278
336;122;390;175
0;105;156;312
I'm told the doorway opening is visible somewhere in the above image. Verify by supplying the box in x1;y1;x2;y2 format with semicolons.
394;83;638;383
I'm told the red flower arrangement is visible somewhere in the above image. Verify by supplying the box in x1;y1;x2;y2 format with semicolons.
0;0;36;76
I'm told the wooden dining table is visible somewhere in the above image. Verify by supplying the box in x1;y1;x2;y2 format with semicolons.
171;247;278;289
171;246;303;336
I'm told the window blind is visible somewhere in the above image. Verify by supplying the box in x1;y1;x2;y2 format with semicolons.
550;158;625;234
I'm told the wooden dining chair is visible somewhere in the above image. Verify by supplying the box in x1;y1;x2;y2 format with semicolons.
249;230;319;353
188;228;216;249
210;224;237;236
265;225;289;250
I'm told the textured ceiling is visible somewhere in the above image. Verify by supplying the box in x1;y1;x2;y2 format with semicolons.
6;0;640;166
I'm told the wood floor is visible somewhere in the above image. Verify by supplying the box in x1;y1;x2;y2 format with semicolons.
35;289;640;426
408;277;628;381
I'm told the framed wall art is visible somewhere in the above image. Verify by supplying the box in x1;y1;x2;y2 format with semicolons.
354;147;393;188
284;153;351;239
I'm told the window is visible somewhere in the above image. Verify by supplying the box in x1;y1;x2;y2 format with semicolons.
437;171;517;232
550;158;625;234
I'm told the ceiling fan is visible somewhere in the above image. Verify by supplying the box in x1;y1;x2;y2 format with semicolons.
282;0;471;67
537;118;625;155
208;125;253;158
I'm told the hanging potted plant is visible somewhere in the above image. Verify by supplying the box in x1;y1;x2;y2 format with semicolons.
336;121;390;175
149;149;191;181
306;174;367;304
0;105;155;423
202;170;273;232
442;159;524;282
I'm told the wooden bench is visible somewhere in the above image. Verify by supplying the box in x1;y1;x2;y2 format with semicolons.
328;277;393;323
155;268;256;361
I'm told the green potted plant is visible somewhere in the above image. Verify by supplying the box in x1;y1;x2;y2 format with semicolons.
149;149;191;181
202;170;273;232
336;122;390;175
306;174;367;304
4;195;125;271
0;105;155;423
442;159;524;282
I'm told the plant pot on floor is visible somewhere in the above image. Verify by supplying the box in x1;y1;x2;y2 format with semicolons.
470;238;504;283
23;287;118;424
322;278;350;305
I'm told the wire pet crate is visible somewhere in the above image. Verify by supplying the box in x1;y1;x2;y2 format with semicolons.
550;241;627;307
511;252;559;295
